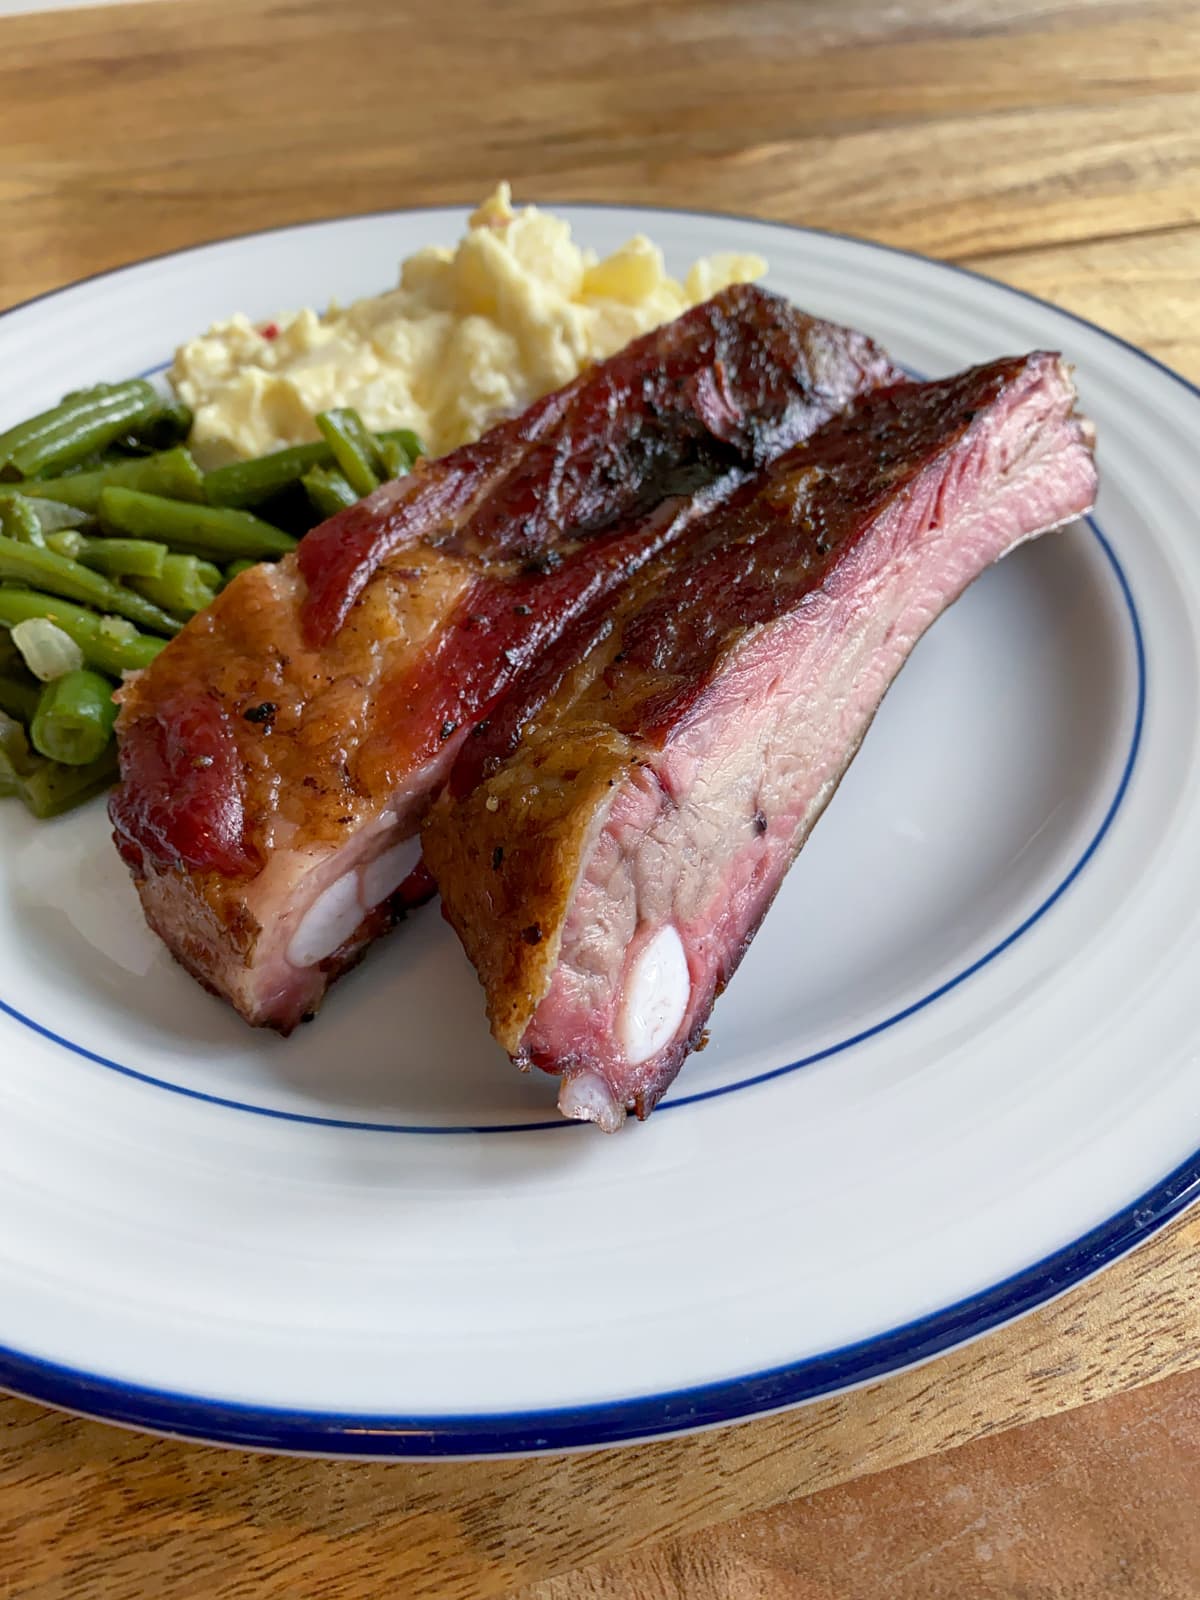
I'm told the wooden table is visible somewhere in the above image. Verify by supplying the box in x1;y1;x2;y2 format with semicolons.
1;1;1198;1595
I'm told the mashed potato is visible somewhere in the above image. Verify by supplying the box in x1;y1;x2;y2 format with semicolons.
171;185;766;465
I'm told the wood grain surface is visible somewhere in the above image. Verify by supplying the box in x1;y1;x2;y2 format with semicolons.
1;0;1198;1596
516;1361;1200;1599
4;1207;1200;1599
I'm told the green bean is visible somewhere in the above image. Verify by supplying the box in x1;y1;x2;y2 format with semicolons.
0;710;35;781
97;487;297;562
204;441;335;508
301;465;358;520
0;590;165;676
132;554;217;618
0;533;181;636
75;536;168;581
61;450;108;474
224;558;258;584
379;438;411;480
1;496;45;546
316;408;383;497
204;429;421;508
15;743;120;818
30;669;118;766
5;447;206;513
0;672;39;722
126;398;193;453
0;381;164;481
383;427;423;467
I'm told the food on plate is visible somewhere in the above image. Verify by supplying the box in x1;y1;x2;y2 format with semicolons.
423;353;1099;1130
0;709;117;817
0;386;195;816
108;286;904;1031
0;380;186;480
172;184;767;466
0;200;1104;1137
0;194;770;824
29;668;118;766
0;384;421;818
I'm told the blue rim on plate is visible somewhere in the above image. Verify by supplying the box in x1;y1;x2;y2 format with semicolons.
0;209;1195;1455
4;1148;1198;1455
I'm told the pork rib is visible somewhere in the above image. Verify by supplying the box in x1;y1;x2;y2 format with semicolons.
423;353;1099;1129
110;286;903;1030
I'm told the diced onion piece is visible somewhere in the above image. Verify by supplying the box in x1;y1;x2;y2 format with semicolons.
11;618;85;681
22;496;90;533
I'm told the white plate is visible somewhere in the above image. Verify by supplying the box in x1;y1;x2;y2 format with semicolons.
1;206;1198;1457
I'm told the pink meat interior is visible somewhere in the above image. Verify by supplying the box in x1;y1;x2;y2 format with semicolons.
517;356;1098;1127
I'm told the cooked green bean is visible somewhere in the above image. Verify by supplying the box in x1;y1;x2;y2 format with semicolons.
0;590;165;676
224;558;258;584
6;447;206;513
0;381;164;481
30;669;118;766
204;428;421;508
128;398;193;452
0;672;39;722
382;427;423;468
301;465;358;520
0;533;181;636
1;496;45;545
75;536;168;581
379;437;411;480
316;408;384;497
132;553;217;618
97;487;297;561
0;710;34;781
204;441;335;508
15;743;120;818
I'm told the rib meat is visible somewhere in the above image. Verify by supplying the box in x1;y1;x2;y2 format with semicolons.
110;286;903;1030
423;353;1099;1129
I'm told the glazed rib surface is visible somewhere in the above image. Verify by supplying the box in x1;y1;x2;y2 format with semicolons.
424;353;1099;1127
110;286;903;1028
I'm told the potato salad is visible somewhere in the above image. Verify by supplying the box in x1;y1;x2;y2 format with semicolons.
172;185;766;465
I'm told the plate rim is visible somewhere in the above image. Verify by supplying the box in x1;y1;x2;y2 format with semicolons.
2;202;1197;1456
3;1148;1197;1456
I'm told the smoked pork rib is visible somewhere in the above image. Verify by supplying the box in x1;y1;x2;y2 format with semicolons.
424;353;1099;1130
110;286;903;1030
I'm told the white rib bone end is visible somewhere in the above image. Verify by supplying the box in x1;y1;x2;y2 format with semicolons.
617;924;690;1067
